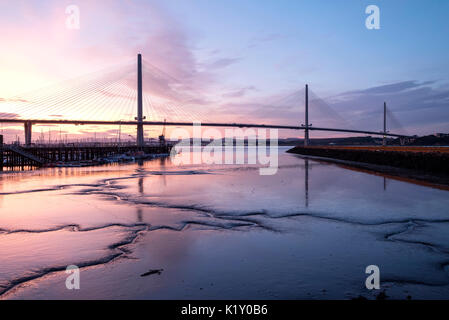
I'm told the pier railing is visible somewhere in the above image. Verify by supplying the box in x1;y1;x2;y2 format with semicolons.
0;138;172;171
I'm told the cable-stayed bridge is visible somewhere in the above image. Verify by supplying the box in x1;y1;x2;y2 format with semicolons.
0;54;411;149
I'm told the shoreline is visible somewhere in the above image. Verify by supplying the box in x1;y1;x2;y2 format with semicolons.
287;146;449;189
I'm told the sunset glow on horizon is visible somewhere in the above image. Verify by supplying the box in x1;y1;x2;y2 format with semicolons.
2;1;449;303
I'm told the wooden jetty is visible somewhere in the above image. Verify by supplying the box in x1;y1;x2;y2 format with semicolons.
0;135;172;171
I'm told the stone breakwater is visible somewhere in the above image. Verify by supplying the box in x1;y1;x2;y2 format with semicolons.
287;146;449;186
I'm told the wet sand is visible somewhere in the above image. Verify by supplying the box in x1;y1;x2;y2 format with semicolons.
1;147;449;299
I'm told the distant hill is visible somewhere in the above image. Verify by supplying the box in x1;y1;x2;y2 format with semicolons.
167;134;449;147
390;134;449;146
283;136;386;146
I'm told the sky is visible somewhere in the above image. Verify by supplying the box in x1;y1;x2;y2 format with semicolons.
0;0;448;142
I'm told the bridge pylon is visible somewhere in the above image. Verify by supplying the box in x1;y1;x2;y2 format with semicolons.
136;53;146;148
304;84;310;146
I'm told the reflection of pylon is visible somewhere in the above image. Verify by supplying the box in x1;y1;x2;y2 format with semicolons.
136;208;143;222
159;157;167;187
304;84;309;146
138;176;144;194
304;158;309;207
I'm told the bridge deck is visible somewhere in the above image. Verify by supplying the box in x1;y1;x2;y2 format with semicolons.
0;118;410;138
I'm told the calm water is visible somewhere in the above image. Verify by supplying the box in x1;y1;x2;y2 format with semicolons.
1;146;449;299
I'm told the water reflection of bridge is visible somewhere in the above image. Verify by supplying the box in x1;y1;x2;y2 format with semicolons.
301;156;449;207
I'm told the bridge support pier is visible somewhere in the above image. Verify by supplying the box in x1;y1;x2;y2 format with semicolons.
24;121;32;146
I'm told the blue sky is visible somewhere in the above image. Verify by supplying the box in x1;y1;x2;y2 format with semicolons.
166;0;449;92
